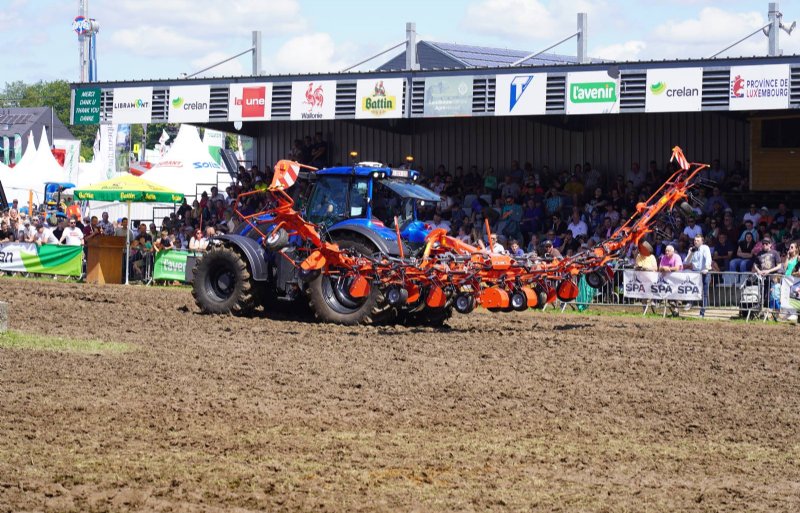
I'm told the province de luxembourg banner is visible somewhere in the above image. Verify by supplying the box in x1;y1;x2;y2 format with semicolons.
622;270;703;301
228;83;272;122
729;64;790;111
290;80;336;121
566;71;620;115
0;243;82;277
355;78;404;119
645;68;702;113
168;85;211;123
423;76;474;117
153;250;190;282
112;87;153;124
495;73;547;116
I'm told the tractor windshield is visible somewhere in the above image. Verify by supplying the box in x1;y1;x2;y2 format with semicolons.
372;179;440;228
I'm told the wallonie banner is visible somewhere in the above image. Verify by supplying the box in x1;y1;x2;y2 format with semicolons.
623;271;703;301
495;73;547;116
566;71;620;115
112;87;153;124
423;76;473;117
168;85;211;123
0;243;82;277
228;83;272;121
645;68;702;113
355;78;404;119
729;64;790;111
290;81;336;120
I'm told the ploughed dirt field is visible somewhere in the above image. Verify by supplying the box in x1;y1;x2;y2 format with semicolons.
1;277;799;512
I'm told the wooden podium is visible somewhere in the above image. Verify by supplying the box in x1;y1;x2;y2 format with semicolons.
86;236;127;284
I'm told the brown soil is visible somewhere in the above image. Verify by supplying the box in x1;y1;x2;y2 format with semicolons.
0;277;798;512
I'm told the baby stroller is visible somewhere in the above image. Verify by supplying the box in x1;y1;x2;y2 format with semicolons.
738;274;764;321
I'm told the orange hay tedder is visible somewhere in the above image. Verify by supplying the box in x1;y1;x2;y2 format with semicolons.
192;147;707;326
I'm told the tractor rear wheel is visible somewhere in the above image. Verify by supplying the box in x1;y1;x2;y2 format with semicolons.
307;238;387;325
192;245;257;315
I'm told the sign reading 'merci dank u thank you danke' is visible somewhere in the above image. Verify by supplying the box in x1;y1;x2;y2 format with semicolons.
73;88;101;125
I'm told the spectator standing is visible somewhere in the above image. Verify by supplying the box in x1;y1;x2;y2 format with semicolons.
635;241;657;271
658;245;683;272
752;238;782;277
683;234;712;317
59;217;84;246
783;241;799;277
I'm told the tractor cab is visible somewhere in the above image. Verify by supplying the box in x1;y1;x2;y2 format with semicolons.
304;162;440;246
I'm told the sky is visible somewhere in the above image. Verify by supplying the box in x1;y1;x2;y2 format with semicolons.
1;0;798;85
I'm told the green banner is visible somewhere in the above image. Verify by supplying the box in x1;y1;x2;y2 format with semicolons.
0;243;83;276
153;250;190;281
73;88;101;125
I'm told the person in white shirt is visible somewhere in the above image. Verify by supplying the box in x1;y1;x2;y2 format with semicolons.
566;212;588;238
33;224;59;246
682;217;703;239
59;217;85;246
427;213;451;232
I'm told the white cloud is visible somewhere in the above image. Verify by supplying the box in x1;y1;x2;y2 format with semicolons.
273;33;350;73
648;7;766;58
595;40;646;61
461;0;609;43
110;27;216;58
190;51;247;78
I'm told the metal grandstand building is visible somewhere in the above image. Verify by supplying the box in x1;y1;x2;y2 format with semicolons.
70;17;800;193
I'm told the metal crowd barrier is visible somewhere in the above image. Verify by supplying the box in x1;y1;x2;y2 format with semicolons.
570;269;786;322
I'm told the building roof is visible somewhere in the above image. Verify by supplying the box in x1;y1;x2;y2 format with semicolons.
378;40;601;70
0;107;76;152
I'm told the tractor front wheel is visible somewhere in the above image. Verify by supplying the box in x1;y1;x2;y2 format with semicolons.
192;245;257;315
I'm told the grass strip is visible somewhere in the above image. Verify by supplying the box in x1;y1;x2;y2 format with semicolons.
0;330;133;353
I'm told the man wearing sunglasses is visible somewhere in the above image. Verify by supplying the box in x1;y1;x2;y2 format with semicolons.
59;216;85;246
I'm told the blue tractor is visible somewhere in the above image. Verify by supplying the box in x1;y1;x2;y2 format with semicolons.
192;162;447;325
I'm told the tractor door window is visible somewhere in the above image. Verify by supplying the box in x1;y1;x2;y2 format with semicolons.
350;178;369;218
308;176;350;225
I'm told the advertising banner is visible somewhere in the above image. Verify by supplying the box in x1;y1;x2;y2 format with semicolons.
54;139;81;183
115;124;131;174
2;136;9;165
495;73;547;116
622;271;703;300
228;83;272;121
13;134;21;164
73;87;101;125
0;243;82;276
355;78;404;119
645;68;702;113
112;87;153;124
168;85;211;123
99;123;118;178
153;250;190;281
566;71;620;115
290;80;336;120
729;64;790;111
423;76;473;117
203;129;226;164
780;276;800;314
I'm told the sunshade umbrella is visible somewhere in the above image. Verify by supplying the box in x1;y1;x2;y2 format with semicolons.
74;174;185;284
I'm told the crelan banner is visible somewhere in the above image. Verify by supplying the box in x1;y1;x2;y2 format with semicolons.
0;243;83;277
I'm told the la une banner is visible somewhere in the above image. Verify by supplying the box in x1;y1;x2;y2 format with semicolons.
623;270;703;301
0;243;82;276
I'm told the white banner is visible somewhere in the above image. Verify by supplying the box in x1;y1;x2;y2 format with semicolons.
566;71;619;115
423;76;473;117
623;271;703;300
645;68;702;113
780;276;800;314
112;87;153;124
290;80;336;120
168;85;211;123
54;139;81;183
495;73;547;116
729;64;790;111
228;83;272;121
355;78;404;119
99;123;117;179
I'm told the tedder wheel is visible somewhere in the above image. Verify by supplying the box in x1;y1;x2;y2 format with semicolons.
192;245;258;315
264;228;289;251
307;237;387;325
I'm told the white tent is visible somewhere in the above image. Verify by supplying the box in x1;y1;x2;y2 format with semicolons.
29;127;69;184
0;131;41;201
143;124;221;198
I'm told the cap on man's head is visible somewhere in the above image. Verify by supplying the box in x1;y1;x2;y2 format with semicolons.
761;206;769;212
724;207;733;213
543;239;553;246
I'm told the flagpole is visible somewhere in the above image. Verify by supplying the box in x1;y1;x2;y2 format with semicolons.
125;200;131;285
